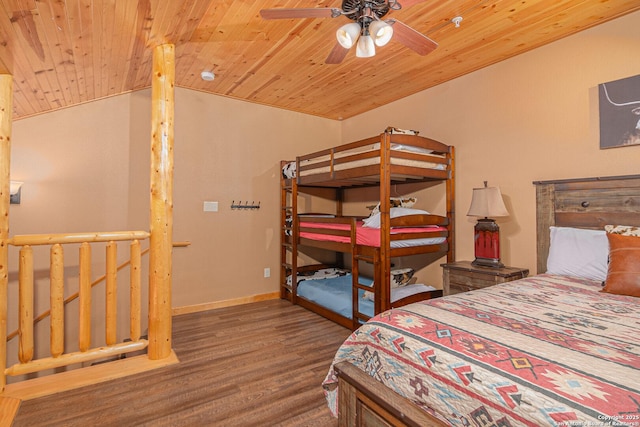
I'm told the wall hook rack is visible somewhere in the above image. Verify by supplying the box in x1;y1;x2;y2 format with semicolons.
231;200;260;210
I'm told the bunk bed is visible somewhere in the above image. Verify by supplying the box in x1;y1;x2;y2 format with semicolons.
280;128;454;330
322;174;640;426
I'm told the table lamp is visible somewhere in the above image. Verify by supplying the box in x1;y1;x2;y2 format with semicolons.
467;181;509;268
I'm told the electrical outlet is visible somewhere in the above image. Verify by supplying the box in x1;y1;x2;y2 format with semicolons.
264;268;270;278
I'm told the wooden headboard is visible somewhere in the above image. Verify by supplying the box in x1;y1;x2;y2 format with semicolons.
534;174;640;274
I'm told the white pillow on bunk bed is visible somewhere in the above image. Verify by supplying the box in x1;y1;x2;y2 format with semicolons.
363;207;430;229
362;268;415;301
366;197;417;217
545;226;609;282
391;267;415;286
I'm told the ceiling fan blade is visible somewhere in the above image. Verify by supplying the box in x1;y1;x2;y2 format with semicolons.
389;19;438;55
395;0;429;8
325;42;349;64
260;8;341;20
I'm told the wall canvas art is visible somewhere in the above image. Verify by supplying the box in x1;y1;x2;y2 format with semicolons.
599;74;640;149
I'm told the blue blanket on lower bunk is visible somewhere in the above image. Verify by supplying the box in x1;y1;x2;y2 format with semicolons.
296;273;374;319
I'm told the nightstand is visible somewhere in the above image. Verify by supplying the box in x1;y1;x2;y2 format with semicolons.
441;260;529;296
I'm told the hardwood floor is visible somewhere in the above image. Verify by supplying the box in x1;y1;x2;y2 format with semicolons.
11;299;351;426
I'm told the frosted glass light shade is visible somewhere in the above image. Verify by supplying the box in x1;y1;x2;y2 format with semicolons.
356;35;375;58
369;20;393;46
336;23;361;48
467;187;509;218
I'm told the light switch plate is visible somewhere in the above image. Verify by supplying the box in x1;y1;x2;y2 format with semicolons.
203;201;218;212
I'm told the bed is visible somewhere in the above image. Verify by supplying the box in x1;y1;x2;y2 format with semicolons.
280;128;454;330
322;174;640;426
287;267;440;321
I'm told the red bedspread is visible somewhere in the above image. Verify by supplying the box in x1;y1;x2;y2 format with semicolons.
323;274;640;426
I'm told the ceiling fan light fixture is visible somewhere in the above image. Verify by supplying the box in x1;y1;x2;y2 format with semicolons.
369;20;393;46
336;22;361;48
356;34;375;58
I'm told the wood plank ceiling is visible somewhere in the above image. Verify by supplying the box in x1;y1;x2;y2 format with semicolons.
0;0;638;121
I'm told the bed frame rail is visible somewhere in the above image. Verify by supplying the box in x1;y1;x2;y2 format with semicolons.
295;132;452;187
335;361;448;427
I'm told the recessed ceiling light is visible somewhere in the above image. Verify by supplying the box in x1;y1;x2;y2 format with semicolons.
201;71;215;81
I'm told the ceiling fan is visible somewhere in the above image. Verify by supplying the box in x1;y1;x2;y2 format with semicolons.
260;0;437;64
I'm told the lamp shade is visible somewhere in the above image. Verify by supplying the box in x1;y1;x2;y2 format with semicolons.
467;186;509;218
369;20;393;46
356;34;375;58
336;23;361;48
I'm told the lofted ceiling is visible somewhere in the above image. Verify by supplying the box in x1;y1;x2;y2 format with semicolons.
1;0;639;121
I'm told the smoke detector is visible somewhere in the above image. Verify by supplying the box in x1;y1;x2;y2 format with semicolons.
200;71;215;81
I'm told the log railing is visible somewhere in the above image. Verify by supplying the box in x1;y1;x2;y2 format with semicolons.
3;231;150;380
0;44;177;396
5;240;190;344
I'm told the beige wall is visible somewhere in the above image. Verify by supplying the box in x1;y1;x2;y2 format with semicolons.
168;89;340;306
9;87;340;315
7;9;640;320
10;95;133;234
342;10;640;278
7;95;143;374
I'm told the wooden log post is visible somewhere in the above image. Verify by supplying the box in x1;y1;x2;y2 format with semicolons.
0;74;12;391
50;244;64;357
105;242;117;345
78;242;92;352
18;246;34;363
148;43;174;360
130;240;141;342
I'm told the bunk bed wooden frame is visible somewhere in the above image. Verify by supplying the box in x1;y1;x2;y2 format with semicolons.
280;130;454;330
331;174;640;426
0;44;178;414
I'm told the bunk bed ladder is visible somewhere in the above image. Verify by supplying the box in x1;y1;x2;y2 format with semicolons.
446;145;456;263
351;252;375;329
280;161;296;303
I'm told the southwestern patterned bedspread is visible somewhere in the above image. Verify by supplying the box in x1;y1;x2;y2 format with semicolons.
323;274;640;426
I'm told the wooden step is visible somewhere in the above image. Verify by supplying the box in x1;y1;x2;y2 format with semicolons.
2;351;179;401
0;396;20;426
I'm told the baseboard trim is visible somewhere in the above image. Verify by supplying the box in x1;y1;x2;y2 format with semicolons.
172;292;280;316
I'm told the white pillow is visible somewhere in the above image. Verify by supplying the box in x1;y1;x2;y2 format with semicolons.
362;268;417;301
367;197;417;218
545;226;609;282
362;207;430;229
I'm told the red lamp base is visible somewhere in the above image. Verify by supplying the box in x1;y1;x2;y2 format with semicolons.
472;218;504;268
